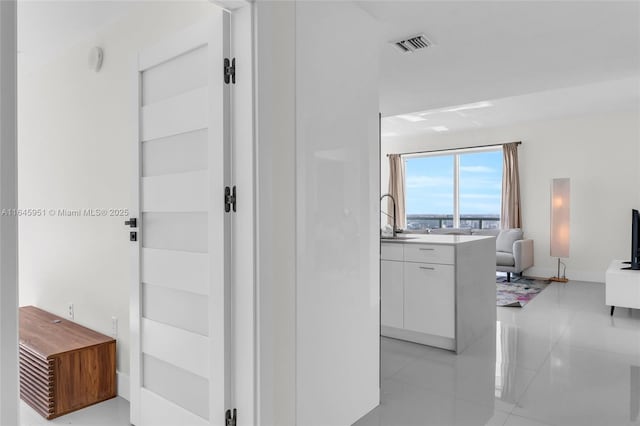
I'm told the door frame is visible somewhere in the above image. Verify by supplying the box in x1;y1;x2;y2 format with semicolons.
215;2;257;425
0;1;18;425
209;2;256;424
0;1;255;425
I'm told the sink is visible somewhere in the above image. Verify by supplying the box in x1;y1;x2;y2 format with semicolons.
380;235;417;240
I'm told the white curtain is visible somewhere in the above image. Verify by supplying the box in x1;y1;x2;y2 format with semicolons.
387;154;406;229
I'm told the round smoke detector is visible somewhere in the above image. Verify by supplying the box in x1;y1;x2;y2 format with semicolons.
89;47;104;72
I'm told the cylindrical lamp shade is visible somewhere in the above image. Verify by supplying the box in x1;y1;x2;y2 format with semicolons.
550;178;570;258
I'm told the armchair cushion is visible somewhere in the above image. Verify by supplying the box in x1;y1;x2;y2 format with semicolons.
496;228;523;253
496;251;516;267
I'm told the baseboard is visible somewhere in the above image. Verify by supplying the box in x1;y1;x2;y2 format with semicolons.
117;371;130;401
525;266;605;284
381;325;456;351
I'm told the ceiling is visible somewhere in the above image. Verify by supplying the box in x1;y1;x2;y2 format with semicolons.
18;1;640;129
381;77;640;138
358;1;640;117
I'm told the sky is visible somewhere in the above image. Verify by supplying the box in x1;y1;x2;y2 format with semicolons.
405;150;502;216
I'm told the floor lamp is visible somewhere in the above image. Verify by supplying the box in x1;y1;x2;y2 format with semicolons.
550;178;570;282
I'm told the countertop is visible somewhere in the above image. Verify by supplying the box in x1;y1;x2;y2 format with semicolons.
380;234;495;245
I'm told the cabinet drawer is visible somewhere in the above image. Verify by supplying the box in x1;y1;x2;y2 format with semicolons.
381;243;403;261
403;262;455;338
404;244;454;265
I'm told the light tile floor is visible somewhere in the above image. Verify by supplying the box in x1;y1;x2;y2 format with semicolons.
355;279;640;426
19;280;640;426
20;397;130;426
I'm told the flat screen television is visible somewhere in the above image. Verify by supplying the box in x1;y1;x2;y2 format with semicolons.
622;209;640;270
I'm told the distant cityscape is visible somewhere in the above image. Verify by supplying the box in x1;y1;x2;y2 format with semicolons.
406;214;500;231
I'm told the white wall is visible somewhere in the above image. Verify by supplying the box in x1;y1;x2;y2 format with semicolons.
0;1;19;424
255;1;380;425
295;2;380;425
18;0;216;381
255;1;297;424
382;107;640;282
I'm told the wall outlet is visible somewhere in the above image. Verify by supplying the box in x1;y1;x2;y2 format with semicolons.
111;317;118;338
68;303;74;320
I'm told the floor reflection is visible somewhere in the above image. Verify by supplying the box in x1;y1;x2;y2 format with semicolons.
631;365;640;423
496;320;518;402
357;323;498;426
357;280;640;426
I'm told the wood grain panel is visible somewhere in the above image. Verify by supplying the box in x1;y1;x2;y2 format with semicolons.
20;306;113;357
19;306;116;419
55;342;116;414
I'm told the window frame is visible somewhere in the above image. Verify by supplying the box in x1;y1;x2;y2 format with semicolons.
403;145;503;229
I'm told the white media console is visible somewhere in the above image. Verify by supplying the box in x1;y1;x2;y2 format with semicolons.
606;259;640;316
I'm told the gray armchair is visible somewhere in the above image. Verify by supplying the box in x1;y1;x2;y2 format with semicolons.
495;229;534;282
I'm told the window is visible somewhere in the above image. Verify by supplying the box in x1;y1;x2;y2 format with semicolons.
405;148;502;230
405;155;454;230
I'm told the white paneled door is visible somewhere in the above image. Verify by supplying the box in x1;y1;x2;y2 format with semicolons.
130;11;231;426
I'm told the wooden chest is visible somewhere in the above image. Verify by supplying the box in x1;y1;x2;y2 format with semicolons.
19;306;117;419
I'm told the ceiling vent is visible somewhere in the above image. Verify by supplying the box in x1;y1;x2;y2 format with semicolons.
391;34;433;54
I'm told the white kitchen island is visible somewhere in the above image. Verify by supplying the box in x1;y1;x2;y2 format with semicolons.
381;234;496;354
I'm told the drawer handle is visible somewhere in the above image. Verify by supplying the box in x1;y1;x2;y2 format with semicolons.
419;248;435;251
419;266;435;270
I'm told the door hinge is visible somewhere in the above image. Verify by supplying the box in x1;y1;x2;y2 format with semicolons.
225;408;237;426
224;57;236;84
225;186;237;213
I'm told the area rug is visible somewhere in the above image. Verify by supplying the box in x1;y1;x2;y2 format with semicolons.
496;276;551;307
